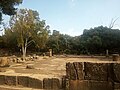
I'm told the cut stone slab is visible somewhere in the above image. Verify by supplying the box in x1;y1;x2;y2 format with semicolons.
51;78;60;89
114;82;120;90
43;78;60;89
0;57;10;67
112;54;119;61
17;76;29;87
28;77;42;89
5;75;17;86
43;78;52;89
26;65;35;69
68;80;113;90
66;62;84;80
69;80;89;90
0;75;5;85
84;62;108;81
113;63;120;82
89;80;113;90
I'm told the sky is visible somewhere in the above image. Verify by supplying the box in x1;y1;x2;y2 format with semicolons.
4;0;120;36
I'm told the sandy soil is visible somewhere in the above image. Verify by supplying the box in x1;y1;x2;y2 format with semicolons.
7;56;113;78
0;55;117;89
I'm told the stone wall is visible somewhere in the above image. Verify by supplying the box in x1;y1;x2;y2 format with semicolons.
65;62;120;90
0;62;120;90
0;74;61;90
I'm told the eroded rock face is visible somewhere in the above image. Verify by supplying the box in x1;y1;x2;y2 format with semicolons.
26;65;35;69
112;54;119;61
43;78;60;89
84;62;108;81
66;62;84;80
0;57;10;67
68;80;113;90
113;63;120;82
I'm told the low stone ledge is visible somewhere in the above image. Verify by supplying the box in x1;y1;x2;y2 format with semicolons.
66;62;84;80
43;78;60;89
28;77;42;89
5;75;17;86
17;76;29;87
113;63;120;82
114;82;120;90
84;62;108;81
68;80;113;90
0;75;5;85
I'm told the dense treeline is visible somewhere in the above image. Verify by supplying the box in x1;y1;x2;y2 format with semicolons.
0;0;120;56
47;26;120;55
80;26;120;54
1;25;120;55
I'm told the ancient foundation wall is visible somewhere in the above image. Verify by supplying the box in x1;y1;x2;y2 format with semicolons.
0;62;120;90
65;62;120;90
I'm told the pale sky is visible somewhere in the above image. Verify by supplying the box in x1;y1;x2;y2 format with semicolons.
3;0;120;36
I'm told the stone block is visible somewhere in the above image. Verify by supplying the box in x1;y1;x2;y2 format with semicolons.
62;76;67;89
0;57;10;67
28;77;42;89
112;54;119;61
5;75;17;85
0;75;5;85
26;65;35;69
113;63;120;82
43;78;52;89
89;80;113;90
66;62;84;80
69;80;89;90
84;62;108;81
17;76;29;87
52;78;60;89
43;78;60;89
114;82;120;89
68;80;113;90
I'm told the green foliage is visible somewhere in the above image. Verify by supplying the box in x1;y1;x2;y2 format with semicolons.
0;0;22;23
46;26;120;55
3;9;49;58
80;26;120;54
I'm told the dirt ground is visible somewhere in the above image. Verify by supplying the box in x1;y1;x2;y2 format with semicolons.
6;55;113;78
0;55;117;89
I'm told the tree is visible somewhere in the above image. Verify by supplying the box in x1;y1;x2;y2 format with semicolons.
80;26;120;54
0;0;22;23
5;9;49;59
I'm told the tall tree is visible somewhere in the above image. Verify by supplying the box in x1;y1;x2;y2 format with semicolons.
5;9;49;59
0;0;22;23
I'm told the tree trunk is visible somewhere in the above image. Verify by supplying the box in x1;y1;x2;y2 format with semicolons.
22;39;27;60
22;46;26;60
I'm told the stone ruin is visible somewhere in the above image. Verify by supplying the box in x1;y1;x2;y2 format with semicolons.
0;55;120;90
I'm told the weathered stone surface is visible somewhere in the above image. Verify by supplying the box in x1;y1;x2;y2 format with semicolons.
89;80;113;90
17;76;29;87
66;62;84;80
84;62;108;81
0;57;10;67
43;78;52;89
69;80;89;90
114;82;120;89
43;78;60;89
113;63;120;82
28;77;42;89
5;76;17;85
112;54;119;61
26;65;35;69
62;76;67;89
0;68;6;72
52;78;60;89
0;75;5;85
68;80;113;90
